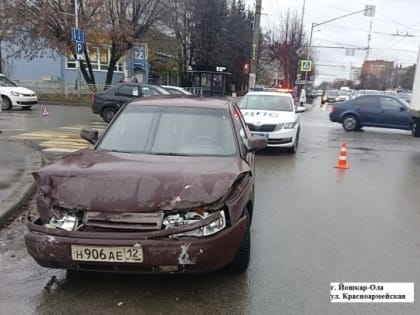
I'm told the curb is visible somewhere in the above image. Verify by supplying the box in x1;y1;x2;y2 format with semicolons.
0;142;43;228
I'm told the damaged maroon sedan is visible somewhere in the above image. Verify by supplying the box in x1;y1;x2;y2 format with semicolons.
25;96;267;273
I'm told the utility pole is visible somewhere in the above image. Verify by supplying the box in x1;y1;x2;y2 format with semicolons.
248;0;262;90
365;19;373;60
300;0;306;41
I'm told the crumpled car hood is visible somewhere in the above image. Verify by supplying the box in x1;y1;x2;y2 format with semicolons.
33;150;250;212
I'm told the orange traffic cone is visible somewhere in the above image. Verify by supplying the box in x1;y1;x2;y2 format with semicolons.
335;142;349;169
42;106;49;117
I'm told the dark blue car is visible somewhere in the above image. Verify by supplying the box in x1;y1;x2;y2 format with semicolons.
329;95;415;134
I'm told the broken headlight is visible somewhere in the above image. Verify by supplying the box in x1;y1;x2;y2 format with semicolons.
163;210;226;237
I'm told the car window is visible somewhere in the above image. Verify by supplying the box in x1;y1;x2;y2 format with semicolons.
353;96;379;108
142;85;171;96
98;106;237;156
97;107;156;152
232;104;249;152
238;94;293;111
118;85;140;97
142;87;159;96
326;90;338;96
0;76;18;87
380;97;404;111
164;87;183;94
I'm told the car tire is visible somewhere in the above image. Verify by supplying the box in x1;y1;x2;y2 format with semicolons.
288;130;299;154
101;106;117;123
342;114;359;132
226;209;250;273
1;96;12;111
412;119;420;137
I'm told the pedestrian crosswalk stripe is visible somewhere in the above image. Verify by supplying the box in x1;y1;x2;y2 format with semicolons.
11;123;101;154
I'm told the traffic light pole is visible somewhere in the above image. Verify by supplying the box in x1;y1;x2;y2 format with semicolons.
248;0;262;90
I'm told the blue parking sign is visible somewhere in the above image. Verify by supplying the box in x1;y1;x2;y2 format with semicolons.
71;27;85;43
76;42;83;54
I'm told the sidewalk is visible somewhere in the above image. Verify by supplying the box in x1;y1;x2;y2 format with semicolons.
0;139;43;227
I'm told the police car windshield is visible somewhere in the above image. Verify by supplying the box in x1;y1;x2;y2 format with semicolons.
239;94;293;112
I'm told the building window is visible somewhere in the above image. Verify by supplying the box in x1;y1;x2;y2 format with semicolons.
66;55;77;69
65;46;124;72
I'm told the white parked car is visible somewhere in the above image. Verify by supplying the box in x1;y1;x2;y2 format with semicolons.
0;74;38;110
238;91;305;153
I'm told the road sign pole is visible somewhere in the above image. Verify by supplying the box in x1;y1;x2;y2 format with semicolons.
75;0;81;96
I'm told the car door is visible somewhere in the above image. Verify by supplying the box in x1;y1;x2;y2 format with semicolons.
352;96;382;126
378;96;411;129
115;84;141;105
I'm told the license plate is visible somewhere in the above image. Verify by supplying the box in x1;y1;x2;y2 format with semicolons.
71;245;143;263
251;132;269;139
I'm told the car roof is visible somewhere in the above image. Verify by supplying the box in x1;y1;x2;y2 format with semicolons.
244;91;292;97
127;95;232;110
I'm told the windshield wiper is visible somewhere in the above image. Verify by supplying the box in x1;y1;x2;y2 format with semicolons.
107;149;134;153
151;152;192;156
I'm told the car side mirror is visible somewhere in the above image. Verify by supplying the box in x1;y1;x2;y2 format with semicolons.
80;128;99;145
248;136;267;151
400;106;406;111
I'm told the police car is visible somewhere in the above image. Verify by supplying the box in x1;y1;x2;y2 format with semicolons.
238;91;305;153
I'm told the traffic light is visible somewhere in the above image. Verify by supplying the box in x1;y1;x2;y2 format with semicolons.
243;63;249;74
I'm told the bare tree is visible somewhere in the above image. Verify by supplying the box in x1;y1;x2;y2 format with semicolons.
0;0;15;74
265;9;308;88
11;0;165;88
165;0;195;85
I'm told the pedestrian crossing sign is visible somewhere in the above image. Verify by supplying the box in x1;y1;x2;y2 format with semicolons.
301;60;312;72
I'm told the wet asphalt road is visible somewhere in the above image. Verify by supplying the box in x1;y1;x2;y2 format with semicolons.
1;101;420;314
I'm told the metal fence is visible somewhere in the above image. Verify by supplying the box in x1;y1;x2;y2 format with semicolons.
16;81;101;96
16;81;204;97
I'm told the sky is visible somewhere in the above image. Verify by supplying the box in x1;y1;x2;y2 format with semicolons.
246;0;420;84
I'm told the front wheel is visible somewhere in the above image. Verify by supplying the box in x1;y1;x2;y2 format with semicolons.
342;114;359;132
288;131;299;154
412;119;420;137
1;96;12;111
226;209;250;273
101;107;117;123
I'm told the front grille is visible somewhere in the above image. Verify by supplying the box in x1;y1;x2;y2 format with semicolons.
247;124;276;132
268;137;292;145
84;211;164;231
17;101;37;105
22;94;35;97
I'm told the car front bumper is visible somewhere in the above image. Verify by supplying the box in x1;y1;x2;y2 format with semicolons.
10;95;38;107
25;216;247;273
251;127;298;148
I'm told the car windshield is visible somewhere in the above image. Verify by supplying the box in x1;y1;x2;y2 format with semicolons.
238;94;293;111
0;76;18;87
97;105;237;156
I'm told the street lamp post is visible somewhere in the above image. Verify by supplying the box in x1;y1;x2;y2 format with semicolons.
248;0;262;90
304;5;376;88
